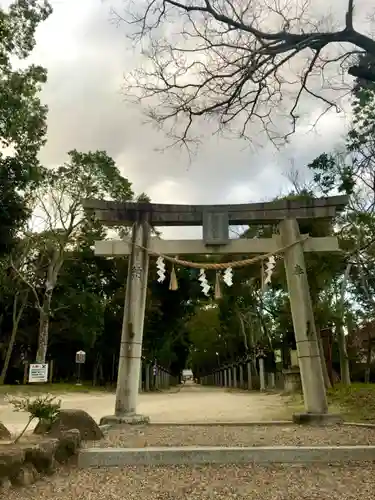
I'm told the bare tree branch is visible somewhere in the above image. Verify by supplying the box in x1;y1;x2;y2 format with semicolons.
10;254;41;312
116;0;375;148
346;0;354;31
284;158;314;194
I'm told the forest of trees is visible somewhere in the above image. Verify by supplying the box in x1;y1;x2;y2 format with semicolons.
1;1;375;387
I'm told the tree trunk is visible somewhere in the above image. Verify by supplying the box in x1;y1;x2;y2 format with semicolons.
0;292;27;384
238;312;249;352
93;361;98;386
35;288;53;363
336;320;351;385
364;333;372;384
336;263;351;385
246;316;258;374
0;311;7;362
98;358;104;385
317;328;332;389
35;250;63;364
255;299;273;349
93;353;102;386
112;354;117;383
310;288;332;389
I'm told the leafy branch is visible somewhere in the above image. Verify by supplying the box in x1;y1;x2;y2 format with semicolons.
6;394;61;443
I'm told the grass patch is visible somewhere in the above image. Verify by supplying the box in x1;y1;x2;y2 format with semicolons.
326;383;375;422
284;383;375;423
282;394;342;419
0;382;114;397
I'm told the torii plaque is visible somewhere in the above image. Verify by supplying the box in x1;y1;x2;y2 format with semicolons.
83;195;347;425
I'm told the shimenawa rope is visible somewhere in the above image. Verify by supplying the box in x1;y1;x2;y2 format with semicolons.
128;235;310;270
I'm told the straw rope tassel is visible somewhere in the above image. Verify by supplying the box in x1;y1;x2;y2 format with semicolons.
260;260;265;291
169;257;178;290
215;271;222;300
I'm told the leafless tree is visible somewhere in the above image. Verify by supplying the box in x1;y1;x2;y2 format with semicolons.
12;181;85;364
116;0;375;148
284;159;315;194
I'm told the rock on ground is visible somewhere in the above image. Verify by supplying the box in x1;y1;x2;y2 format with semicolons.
0;446;25;480
0;422;11;440
12;463;39;487
0;432;82;491
34;409;103;441
55;429;81;463
23;437;59;474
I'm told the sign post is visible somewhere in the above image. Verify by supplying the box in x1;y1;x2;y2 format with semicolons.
28;363;48;384
75;350;86;386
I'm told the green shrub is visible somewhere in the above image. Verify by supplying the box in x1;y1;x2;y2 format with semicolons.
7;394;61;442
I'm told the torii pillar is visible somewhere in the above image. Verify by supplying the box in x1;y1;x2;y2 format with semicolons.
101;212;151;424
279;218;341;423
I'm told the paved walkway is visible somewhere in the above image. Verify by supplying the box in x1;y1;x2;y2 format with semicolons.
0;384;288;434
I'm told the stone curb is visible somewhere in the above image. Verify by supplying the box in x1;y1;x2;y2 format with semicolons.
78;445;375;467
139;421;294;426
99;421;375;428
343;422;375;429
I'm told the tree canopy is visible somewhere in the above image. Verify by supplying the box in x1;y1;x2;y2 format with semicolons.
116;0;375;147
0;0;52;254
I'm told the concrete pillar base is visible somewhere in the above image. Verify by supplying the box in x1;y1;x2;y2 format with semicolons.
283;368;302;393
292;412;343;426
100;413;150;425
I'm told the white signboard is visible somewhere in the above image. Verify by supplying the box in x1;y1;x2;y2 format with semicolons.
75;350;86;364
28;363;48;383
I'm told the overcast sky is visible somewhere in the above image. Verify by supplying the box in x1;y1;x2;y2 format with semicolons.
27;0;372;238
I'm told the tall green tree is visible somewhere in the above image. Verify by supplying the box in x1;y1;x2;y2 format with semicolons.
0;238;33;384
0;0;51;254
14;150;134;363
307;84;375;384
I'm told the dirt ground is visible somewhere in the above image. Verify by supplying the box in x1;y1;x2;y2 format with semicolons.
0;384;289;434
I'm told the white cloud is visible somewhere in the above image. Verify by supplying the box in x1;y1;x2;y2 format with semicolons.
25;0;370;238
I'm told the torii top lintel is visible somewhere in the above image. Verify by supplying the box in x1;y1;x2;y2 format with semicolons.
83;195;348;227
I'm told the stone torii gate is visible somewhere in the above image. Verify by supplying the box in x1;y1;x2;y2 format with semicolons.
83;195;347;424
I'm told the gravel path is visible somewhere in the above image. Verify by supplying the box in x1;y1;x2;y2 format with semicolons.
84;424;375;448
0;385;288;434
6;464;375;499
